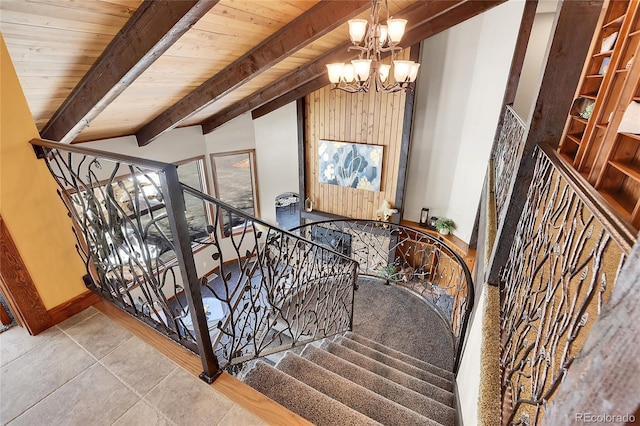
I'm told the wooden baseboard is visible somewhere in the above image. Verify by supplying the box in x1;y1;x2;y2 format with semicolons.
48;290;101;325
94;300;312;426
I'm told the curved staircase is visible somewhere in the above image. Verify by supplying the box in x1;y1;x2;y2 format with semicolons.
242;331;456;426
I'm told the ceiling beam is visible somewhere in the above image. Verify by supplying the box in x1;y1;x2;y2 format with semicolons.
136;0;371;146
250;0;507;120
203;0;506;132
203;0;463;131
40;0;219;144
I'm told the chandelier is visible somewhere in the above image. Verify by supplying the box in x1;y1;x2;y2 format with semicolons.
326;0;420;93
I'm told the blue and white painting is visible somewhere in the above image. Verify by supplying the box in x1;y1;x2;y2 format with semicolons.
318;140;383;191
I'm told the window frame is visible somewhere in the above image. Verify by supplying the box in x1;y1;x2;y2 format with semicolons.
210;149;260;237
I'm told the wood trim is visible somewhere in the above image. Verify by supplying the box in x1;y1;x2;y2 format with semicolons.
0;216;52;335
394;44;421;224
94;300;313;426
539;143;636;253
504;0;538;108
400;219;476;271
486;0;604;285
47;289;101;325
41;0;219;144
209;149;260;237
136;0;370;146
297;98;307;220
0;300;12;326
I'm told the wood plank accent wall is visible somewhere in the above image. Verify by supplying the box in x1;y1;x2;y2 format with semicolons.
304;49;411;219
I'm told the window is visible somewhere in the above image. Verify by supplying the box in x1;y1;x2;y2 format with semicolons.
176;157;210;242
211;150;260;236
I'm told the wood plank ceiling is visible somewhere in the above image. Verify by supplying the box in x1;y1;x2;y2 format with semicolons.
0;0;505;146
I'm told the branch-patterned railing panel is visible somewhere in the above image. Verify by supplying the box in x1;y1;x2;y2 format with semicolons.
181;187;359;369
492;105;527;224
292;220;474;372
40;147;203;350
500;147;627;426
32;139;358;379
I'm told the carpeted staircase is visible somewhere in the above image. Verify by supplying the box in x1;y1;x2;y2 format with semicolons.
242;331;456;426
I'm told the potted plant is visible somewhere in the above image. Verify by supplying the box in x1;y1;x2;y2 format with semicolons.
378;264;399;285
435;218;455;235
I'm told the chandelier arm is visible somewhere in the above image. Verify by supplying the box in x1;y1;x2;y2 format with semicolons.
327;0;418;94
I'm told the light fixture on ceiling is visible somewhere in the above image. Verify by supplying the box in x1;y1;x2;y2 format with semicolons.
326;0;420;94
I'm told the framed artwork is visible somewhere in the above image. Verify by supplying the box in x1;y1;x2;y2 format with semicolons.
318;140;383;191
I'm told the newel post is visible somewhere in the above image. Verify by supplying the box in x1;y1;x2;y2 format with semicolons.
159;165;221;383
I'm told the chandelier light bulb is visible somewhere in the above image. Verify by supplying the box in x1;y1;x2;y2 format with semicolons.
408;62;421;82
352;59;372;81
379;25;388;46
348;19;368;44
393;60;413;83
326;63;345;84
387;18;407;44
379;64;391;82
343;64;355;83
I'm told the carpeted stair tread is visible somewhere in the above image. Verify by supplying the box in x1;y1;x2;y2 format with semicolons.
344;332;454;381
334;336;453;392
276;352;442;426
320;340;453;397
300;344;455;422
242;361;381;426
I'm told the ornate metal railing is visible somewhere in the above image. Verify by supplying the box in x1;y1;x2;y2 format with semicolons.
499;145;631;426
492;105;527;224
291;220;474;372
180;186;359;368
31;139;358;381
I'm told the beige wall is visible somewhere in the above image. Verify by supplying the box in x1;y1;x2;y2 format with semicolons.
0;35;86;309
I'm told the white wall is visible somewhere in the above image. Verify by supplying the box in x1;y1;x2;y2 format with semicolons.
512;9;556;121
83;125;207;163
404;1;525;244
253;102;300;226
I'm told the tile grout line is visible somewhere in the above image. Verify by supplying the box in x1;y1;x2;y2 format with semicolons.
0;327;62;369
8;311;121;425
57;319;175;425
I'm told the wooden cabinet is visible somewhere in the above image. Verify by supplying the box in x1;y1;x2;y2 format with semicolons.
558;0;640;230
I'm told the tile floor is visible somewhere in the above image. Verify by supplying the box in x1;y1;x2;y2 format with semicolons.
0;307;267;426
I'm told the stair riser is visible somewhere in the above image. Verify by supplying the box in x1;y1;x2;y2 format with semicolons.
276;353;442;426
323;341;453;395
335;336;453;392
301;345;455;419
344;332;455;381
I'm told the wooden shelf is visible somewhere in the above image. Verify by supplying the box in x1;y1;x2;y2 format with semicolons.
604;14;625;29
600;189;635;220
593;49;614;58
559;0;640;234
609;160;640;183
619;132;640;141
566;134;582;145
